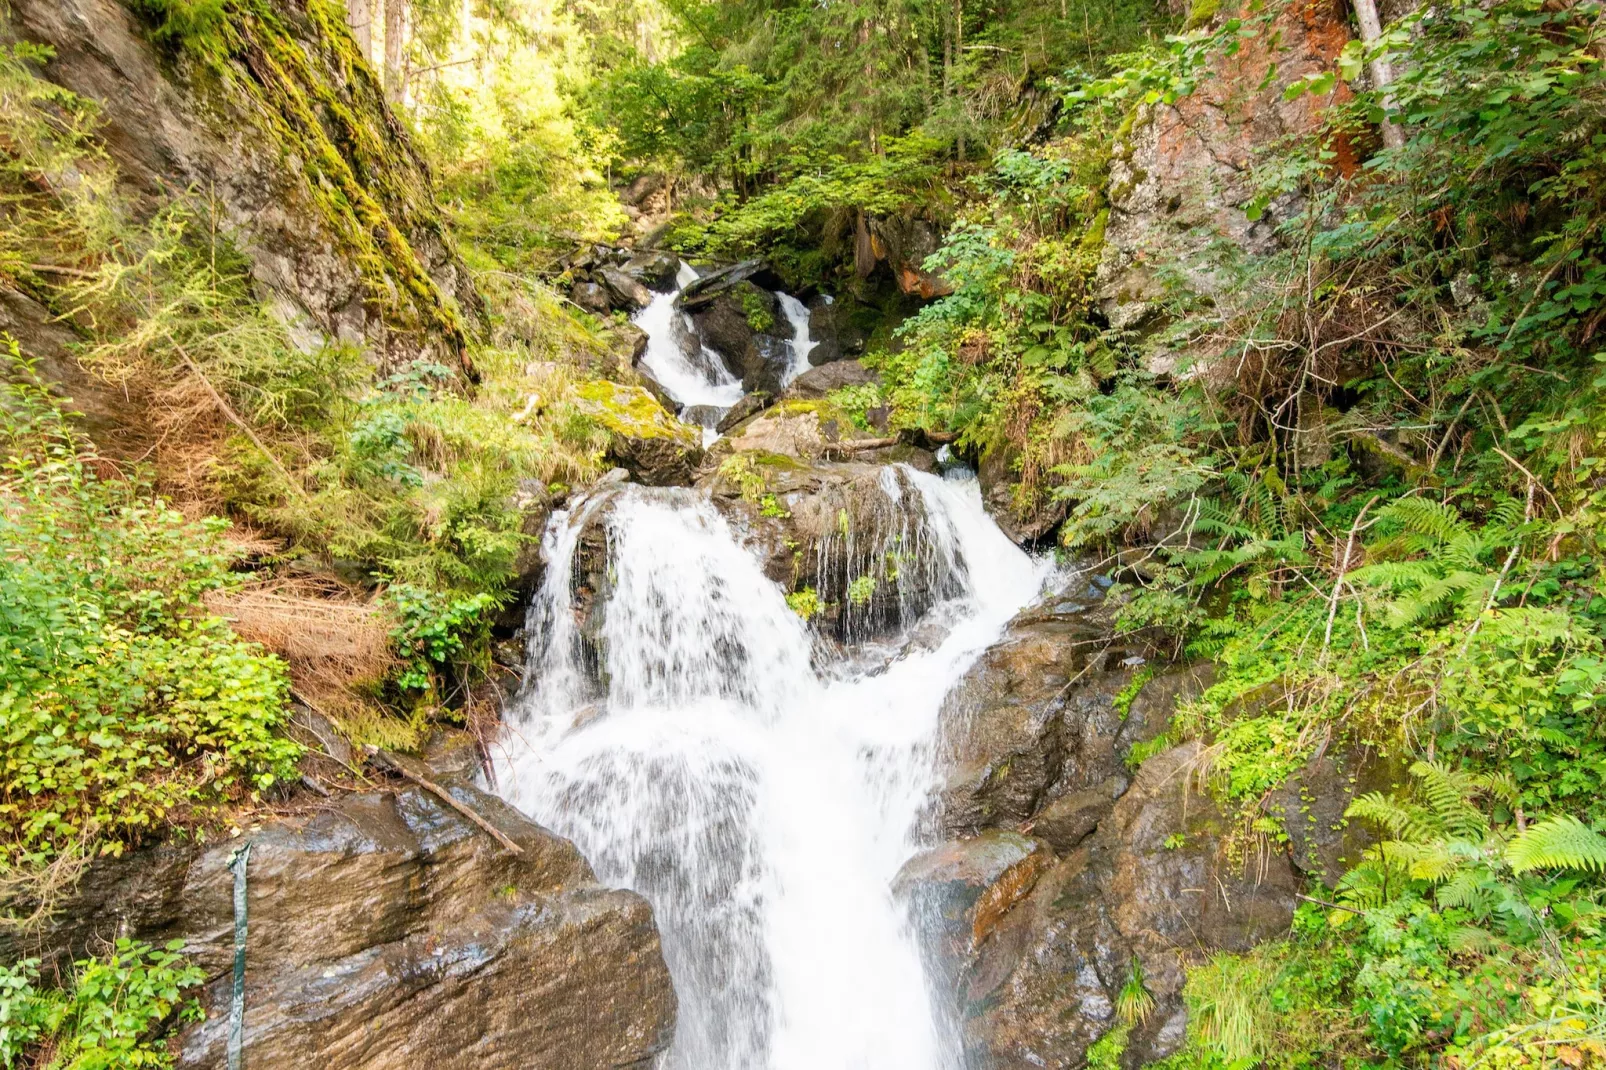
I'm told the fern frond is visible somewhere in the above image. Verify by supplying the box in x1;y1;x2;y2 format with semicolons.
1506;816;1606;875
1410;760;1488;841
1435;870;1498;917
1384;497;1471;546
1347;792;1439;842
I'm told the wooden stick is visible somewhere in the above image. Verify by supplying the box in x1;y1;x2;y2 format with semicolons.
364;745;524;855
1296;892;1363;915
166;333;308;500
821;436;901;457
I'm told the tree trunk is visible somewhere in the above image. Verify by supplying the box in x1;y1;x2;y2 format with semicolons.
383;0;407;106
345;0;372;62
1351;0;1403;148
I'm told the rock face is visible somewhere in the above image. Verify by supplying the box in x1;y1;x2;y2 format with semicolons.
1098;0;1354;336
8;777;676;1070
906;578;1343;1067
3;0;483;366
806;297;865;367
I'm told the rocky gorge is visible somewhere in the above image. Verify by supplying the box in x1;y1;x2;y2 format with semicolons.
0;0;1493;1065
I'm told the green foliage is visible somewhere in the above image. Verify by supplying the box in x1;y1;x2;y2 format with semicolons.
786;587;823;622
386;584;500;694
0;356;299;865
846;575;878;607
0;940;204;1070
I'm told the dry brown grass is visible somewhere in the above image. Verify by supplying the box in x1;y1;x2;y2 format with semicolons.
206;577;396;716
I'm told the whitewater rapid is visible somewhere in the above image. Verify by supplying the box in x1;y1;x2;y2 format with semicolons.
493;468;1046;1070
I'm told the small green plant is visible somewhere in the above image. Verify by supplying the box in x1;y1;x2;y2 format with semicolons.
847;575;878;608
1117;956;1157;1025
385;584;500;693
0;939;204;1069
786;587;823;622
0;355;299;865
740;287;775;332
1113;665;1157;721
759;494;790;519
1163;832;1186;850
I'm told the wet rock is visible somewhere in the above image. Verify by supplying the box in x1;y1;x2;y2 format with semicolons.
622;250;680;293
978;445;1068;545
572;280;612;316
916;582;1305;1068
572;380;703;487
687;283;792;395
715;391;774;434
696;457;962;642
806;297;865;366
7;783;676;1070
598;266;653;312
675;259;768;310
782;359;878;400
1266;747;1394;887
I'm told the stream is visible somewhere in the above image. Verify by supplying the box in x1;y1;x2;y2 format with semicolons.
494;257;1049;1069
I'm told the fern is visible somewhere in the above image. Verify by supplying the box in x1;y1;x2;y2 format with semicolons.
1383;497;1472;547
1506;816;1606;875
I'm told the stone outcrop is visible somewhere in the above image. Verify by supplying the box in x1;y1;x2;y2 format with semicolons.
3;0;483;367
1099;0;1355;337
571;380;704;486
906;576;1374;1067
6;768;676;1070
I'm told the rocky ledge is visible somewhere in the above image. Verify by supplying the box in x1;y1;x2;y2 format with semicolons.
906;576;1382;1068
6;751;676;1070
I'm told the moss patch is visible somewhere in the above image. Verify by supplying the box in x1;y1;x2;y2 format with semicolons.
574;379;697;443
124;0;476;360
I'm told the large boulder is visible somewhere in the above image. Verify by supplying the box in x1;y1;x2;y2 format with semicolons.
805;296;866;367
6;777;677;1070
686;283;793;395
572;380;703;486
908;582;1311;1067
782;359;878;401
692;455;957;643
597;266;654;312
622;250;680;293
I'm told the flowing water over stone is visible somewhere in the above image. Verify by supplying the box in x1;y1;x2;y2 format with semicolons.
495;468;1047;1069
634;259;819;441
635;262;746;417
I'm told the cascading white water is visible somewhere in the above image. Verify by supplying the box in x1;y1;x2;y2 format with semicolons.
777;292;817;383
495;466;1047;1070
636;263;745;412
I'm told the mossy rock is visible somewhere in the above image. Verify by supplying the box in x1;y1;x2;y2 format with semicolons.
573;380;702;486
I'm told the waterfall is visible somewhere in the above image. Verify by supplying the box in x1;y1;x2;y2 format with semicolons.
777;292;817;383
495;466;1047;1070
635;263;745;415
632;256;825;441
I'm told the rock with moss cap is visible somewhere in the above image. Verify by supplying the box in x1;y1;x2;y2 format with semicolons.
572;380;703;486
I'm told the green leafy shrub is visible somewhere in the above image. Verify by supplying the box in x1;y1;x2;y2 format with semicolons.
0;939;204;1070
0;357;299;864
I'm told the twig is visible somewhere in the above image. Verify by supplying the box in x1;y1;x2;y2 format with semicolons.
364;745;524;856
166;333;307;500
1296;892;1364;915
1322;496;1380;659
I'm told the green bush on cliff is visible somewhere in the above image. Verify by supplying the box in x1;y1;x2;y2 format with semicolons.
0;356;300;868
